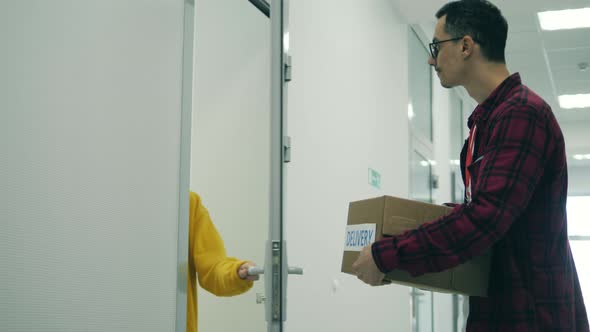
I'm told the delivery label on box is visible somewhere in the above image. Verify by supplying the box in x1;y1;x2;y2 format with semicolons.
343;223;376;251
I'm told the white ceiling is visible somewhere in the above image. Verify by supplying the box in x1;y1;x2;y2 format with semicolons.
392;0;590;158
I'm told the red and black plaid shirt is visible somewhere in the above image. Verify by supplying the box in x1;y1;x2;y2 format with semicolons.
372;73;589;331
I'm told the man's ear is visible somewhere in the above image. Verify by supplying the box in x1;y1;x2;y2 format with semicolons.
462;36;475;58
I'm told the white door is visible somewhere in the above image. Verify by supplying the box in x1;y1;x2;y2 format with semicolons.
190;0;270;331
0;1;193;331
409;145;435;332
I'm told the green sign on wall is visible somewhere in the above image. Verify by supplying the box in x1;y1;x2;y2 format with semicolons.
368;168;381;189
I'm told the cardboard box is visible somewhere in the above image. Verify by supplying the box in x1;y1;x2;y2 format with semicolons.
341;195;490;297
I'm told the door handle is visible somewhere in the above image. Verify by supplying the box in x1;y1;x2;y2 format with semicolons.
247;266;304;276
247;266;265;276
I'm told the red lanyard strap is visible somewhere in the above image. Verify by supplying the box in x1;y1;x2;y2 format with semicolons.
465;125;477;202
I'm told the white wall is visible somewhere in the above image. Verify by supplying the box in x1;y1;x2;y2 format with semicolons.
563;121;590;196
284;1;412;331
190;0;269;331
569;166;590;196
561;121;590;196
432;73;453;206
0;1;189;331
561;120;590;160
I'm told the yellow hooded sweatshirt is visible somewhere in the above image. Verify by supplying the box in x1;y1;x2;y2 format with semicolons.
187;192;253;332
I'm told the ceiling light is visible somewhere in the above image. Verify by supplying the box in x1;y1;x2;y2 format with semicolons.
573;154;584;160
537;7;590;30
558;94;590;109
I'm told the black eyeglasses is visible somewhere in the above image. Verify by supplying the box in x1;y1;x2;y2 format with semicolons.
428;37;463;59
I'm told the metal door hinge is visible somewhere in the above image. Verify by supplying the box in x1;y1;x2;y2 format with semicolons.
284;54;292;82
283;136;291;163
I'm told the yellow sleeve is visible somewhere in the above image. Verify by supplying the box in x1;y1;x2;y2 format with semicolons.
189;192;253;296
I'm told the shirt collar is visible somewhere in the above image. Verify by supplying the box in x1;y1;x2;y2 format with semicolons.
467;72;522;129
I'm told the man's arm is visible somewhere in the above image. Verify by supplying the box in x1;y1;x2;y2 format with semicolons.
372;105;550;275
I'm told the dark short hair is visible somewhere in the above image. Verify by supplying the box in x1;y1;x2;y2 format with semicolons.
435;0;508;63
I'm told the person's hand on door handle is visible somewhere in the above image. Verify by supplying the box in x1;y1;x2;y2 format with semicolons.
352;245;385;286
238;261;260;281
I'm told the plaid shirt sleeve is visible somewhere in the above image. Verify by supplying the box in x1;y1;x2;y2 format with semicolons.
372;103;550;275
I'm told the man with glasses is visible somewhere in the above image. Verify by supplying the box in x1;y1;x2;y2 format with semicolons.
352;0;589;330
